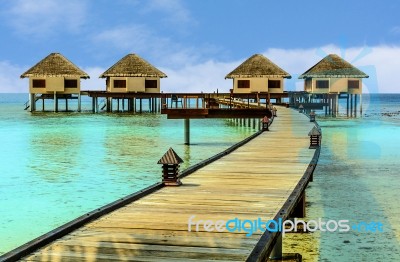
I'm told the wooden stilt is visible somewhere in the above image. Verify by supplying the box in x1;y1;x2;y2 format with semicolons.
325;95;328;116
149;98;151;112
350;94;353;117
78;93;81;112
184;119;190;145
106;97;111;112
29;93;34;112
269;234;282;260
95;97;99;113
54;91;57;112
66;98;68;112
92;97;95;113
140;98;142;113
292;191;306;218
360;94;362;115
335;94;339;115
354;94;357;117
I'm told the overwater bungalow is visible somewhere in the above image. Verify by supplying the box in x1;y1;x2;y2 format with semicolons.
225;54;291;103
93;54;167;112
298;54;369;115
100;54;167;94
21;53;89;112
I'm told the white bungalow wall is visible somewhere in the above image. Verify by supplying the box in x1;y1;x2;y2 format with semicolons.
232;78;284;93
29;77;81;94
107;77;160;93
309;78;362;94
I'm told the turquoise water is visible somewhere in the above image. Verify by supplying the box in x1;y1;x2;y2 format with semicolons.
1;93;400;261
285;94;400;261
0;94;257;254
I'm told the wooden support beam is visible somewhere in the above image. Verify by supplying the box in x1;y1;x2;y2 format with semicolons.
184;119;190;145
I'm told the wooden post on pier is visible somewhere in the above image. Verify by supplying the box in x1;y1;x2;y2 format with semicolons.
184;119;190;145
157;148;183;186
65;98;68;111
309;126;321;148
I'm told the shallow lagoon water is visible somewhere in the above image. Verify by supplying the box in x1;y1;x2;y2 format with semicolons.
1;93;400;261
0;94;257;254
284;94;400;261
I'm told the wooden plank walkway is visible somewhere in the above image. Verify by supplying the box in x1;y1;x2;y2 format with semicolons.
19;107;316;262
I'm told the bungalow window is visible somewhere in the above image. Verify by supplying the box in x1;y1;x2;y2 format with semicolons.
145;80;157;89
114;80;126;88
348;80;359;89
64;79;78;88
32;79;45;88
316;80;329;89
238;80;250;88
268;80;281;88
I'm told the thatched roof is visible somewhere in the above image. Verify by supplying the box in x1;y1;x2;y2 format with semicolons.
299;54;368;79
20;53;89;79
100;54;167;78
225;54;291;79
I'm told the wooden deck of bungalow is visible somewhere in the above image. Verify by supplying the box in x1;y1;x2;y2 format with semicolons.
5;107;319;262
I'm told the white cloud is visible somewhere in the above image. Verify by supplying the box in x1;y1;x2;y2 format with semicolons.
90;24;204;68
80;66;106;91
390;26;400;35
92;25;169;54
0;61;26;93
5;0;87;37
160;60;238;93
141;0;192;24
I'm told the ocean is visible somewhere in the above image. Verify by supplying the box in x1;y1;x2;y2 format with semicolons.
0;93;399;261
285;93;400;261
0;93;257;254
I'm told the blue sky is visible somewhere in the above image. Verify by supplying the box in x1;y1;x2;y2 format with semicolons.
0;0;399;93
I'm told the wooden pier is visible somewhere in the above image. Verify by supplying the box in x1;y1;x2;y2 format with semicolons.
3;107;320;261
